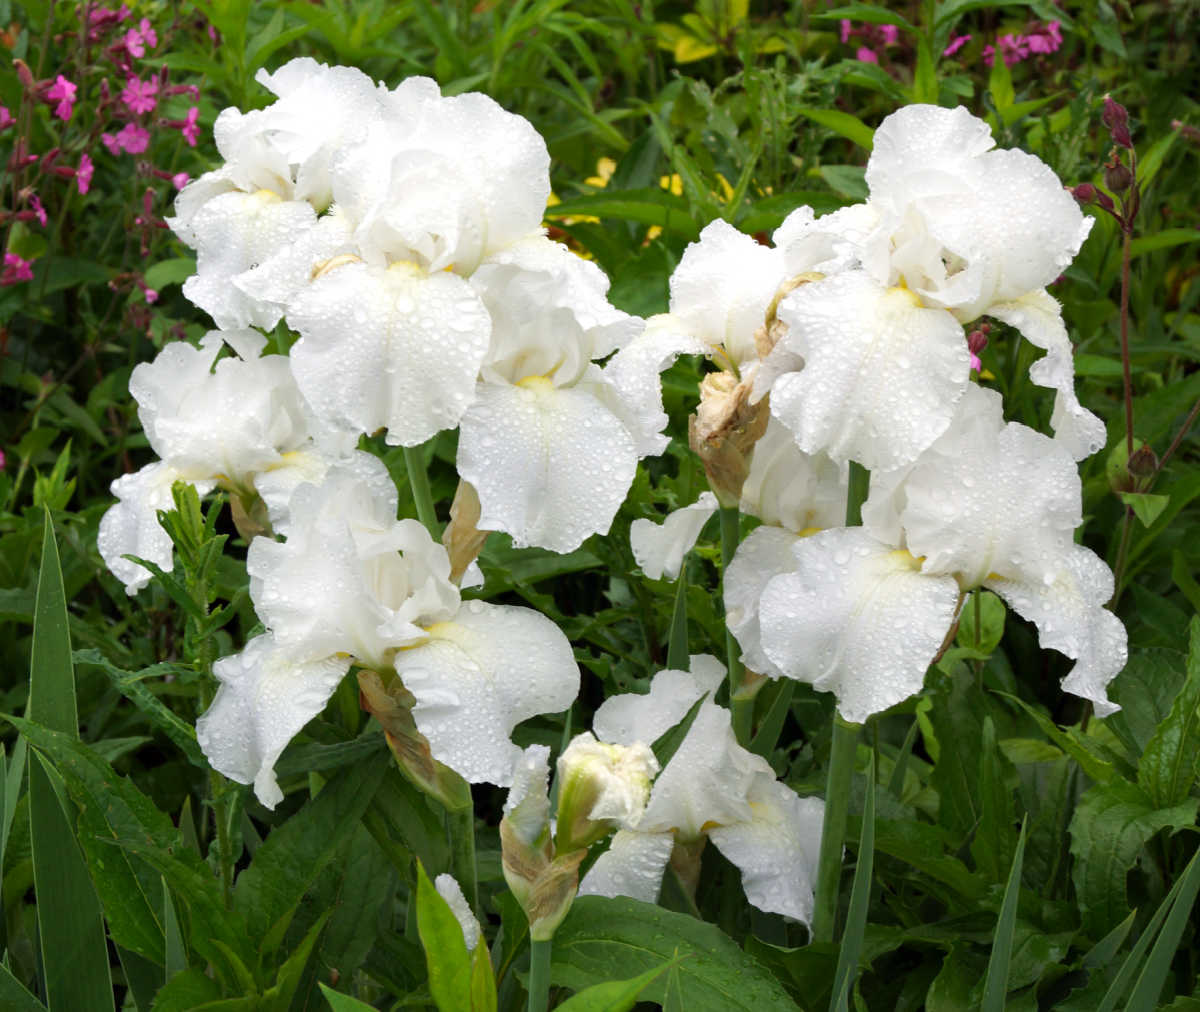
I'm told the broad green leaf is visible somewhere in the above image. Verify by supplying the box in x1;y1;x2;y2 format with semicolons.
957;591;1006;656
811;4;915;29
913;37;937;104
545;189;699;238
551;897;800;1010
987;42;1014;112
816;165;868;201
1131;227;1200;259
553;962;674;1011
143;257;197;290
1069;779;1198;936
927;671;986;840
27;511;114;1012
0;964;47;1012
1107;648;1188;756
318;983;378;1011
261;910;331;1011
869;819;983;900
151;968;223;1011
1137;618;1200;807
795;106;875;150
233;751;390;953
470;940;497;1012
1000;693;1117;784
1119;491;1170;528
971;718;1016;881
981;820;1027;1011
415;862;472;1012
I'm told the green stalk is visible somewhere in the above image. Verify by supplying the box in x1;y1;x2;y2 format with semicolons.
527;937;553;1012
844;461;869;527
446;804;479;914
811;716;860;944
404;443;439;535
719;506;751;744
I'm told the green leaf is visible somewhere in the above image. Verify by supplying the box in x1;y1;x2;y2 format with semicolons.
795;107;875;150
1125;845;1200;1010
151;968;222;1011
816;165;868;201
470;940;497;1012
1119;491;1170;528
830;751;876;1012
0;964;47;1012
1107;648;1188;756
957;591;1006;656
1130;227;1200;259
971;717;1016;881
545;189;699;238
811;4;915;29
999;693;1117;785
1069;779;1198;937
651;693;707;769
27;510;115;1011
551;897;799;1010
913;37;937;104
553;962;674;1011
318;983;378;1011
981;820;1027;1011
143;257;197;291
233;751;390;953
415;861;472;1012
666;564;690;671
1137;618;1200;808
987;42;1015;111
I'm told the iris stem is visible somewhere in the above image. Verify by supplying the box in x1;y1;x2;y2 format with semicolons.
812;716;860;944
446;803;479;914
403;443;439;536
719;507;751;744
527;937;553;1012
666;559;690;671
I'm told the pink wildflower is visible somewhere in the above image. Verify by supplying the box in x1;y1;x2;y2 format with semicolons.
839;19;853;43
45;75;78;121
879;25;900;45
121;18;157;59
1025;20;1063;55
1;253;35;285
0;449;5;470
101;132;121;155
943;33;971;57
77;153;94;194
121;76;158;114
180;106;200;146
0;106;13;130
116;123;150;153
136;18;157;49
171;171;189;189
856;46;879;63
984;33;1030;67
30;195;47;227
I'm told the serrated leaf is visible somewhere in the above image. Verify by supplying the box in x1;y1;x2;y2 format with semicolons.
551;897;799;1010
1137;618;1200;807
1069;779;1198;937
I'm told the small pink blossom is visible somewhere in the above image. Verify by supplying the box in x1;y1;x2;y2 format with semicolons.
171;171;189;189
943;33;971;57
1025;20;1062;55
0;106;13;130
983;33;1030;67
121;18;157;58
180;106;200;146
45;75;78;121
31;195;47;227
879;25;900;45
2;253;35;286
839;19;853;43
117;122;150;152
0;449;5;470
77;153;94;194
121;76;158;114
856;46;879;63
101;132;121;155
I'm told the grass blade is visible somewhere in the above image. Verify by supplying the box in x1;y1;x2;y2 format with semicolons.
981;818;1028;1011
665;563;690;671
829;750;876;1012
0;963;46;1012
1124;845;1200;1010
26;510;115;1011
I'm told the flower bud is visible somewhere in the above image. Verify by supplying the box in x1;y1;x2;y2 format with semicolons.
14;59;35;91
1103;158;1132;194
1071;183;1115;212
1102;96;1133;149
554;733;659;852
1128;443;1158;480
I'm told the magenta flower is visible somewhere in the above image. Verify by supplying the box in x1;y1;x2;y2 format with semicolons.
856;46;879;63
31;195;47;227
180;106;200;146
117;122;150;152
121;76;158;114
78;153;94;194
1026;20;1063;55
101;132;121;155
1;253;35;285
839;19;852;43
879;25;900;45
943;33;971;57
121;18;157;59
0;106;13;130
46;75;78;121
984;33;1030;67
171;171;189;189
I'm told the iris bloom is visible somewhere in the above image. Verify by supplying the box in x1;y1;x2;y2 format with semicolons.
576;659;824;924
198;466;579;807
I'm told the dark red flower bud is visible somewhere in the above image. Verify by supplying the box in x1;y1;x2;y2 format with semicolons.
1102;96;1133;149
1104;158;1132;194
1128;444;1158;479
967;328;989;356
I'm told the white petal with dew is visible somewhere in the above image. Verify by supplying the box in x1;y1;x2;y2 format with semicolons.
504;744;551;847
577;829;675;904
434;874;482;951
725;525;803;679
592;657;726;747
630;492;718;580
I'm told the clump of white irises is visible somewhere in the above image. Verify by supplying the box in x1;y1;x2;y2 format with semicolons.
636;103;1125;725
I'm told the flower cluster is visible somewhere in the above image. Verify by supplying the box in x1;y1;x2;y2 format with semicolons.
983;20;1063;67
637;105;1125;723
840;19;901;64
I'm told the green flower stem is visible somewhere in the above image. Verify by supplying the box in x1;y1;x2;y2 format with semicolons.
403;443;439;536
845;461;870;527
527;937;553;1012
811;715;861;944
446;803;479;914
719;506;751;745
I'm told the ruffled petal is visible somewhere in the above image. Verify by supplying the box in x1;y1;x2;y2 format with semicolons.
987;289;1107;460
577;829;675;904
762;271;970;470
196;634;350;809
740;416;847;532
592;657;726;747
708;778;824;925
725;526;803;679
988;544;1125;716
503;744;552;846
98;463;215;595
630;492;718;580
759;528;961;723
457;378;637;552
398;601;580;786
287;261;491;446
